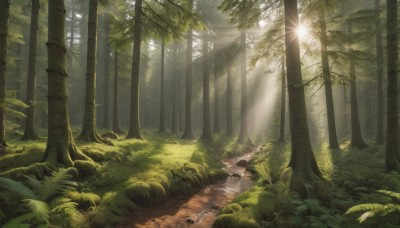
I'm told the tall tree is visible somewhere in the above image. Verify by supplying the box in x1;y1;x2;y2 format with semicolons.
375;0;384;145
171;44;179;134
200;30;212;141
102;14;111;129
236;32;252;145
112;51;124;134
181;0;195;139
385;0;399;171
126;0;143;139
158;42;166;133
213;39;221;133
279;56;286;143
319;11;339;149
78;0;108;143
284;0;327;200
22;0;40;141
42;0;92;165
0;0;10;147
348;22;367;149
225;52;233;137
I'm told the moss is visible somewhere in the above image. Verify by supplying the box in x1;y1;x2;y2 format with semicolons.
221;203;243;214
74;160;98;177
65;191;101;209
213;214;261;228
0;162;56;180
124;178;151;205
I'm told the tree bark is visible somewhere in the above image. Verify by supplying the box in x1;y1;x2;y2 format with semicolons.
182;0;195;139
102;14;110;129
236;32;252;145
200;31;212;141
159;42;165;133
319;12;339;149
385;0;400;171
171;44;178;134
284;0;328;201
0;0;10;147
42;0;92;166
213;39;220;133
226;57;233;137
112;51;124;134
78;0;108;144
126;0;143;139
375;0;384;145
22;0;40;141
348;22;367;149
279;56;286;143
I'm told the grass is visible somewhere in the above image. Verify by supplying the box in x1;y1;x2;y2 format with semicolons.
0;131;238;227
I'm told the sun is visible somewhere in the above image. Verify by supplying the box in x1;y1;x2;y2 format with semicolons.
296;25;307;39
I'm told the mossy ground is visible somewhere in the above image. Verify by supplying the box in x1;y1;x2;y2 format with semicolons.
0;130;236;227
214;140;398;227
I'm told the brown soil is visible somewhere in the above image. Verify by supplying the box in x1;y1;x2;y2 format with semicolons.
117;150;257;228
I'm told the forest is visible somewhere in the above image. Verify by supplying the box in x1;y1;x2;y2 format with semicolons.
0;0;399;227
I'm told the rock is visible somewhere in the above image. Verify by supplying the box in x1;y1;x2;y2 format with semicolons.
236;159;248;167
210;204;221;211
101;132;118;140
231;172;242;178
186;218;195;224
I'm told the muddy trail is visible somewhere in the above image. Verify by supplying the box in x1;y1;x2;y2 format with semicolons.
118;148;259;228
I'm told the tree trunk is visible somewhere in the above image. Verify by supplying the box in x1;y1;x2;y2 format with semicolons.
22;0;40;141
375;0;384;145
385;0;400;171
200;31;212;141
319;12;339;149
159;42;165;133
236;32;252;145
102;14;110;129
182;1;195;139
0;1;10;147
171;44;178;134
226;57;233;137
284;0;328;201
213;39;220;133
348;22;367;149
279;56;286;143
112;51;124;134
78;0;108;143
126;0;143;139
42;0;92;166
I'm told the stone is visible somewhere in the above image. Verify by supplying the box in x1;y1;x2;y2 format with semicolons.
231;172;242;178
236;159;248;167
186;218;195;224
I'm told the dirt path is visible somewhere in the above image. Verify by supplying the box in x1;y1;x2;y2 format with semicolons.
117;148;258;228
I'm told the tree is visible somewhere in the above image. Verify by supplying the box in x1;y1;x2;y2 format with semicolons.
225;52;233;137
279;56;286;143
158;42;166;133
181;0;195;139
385;0;399;171
102;14;111;129
319;11;339;149
22;0;40;141
236;31;252;145
213;40;221;133
78;0;108;144
42;0;93;166
348;21;367;149
112;51;124;134
284;0;328;200
375;0;384;145
126;0;143;139
171;44;179;134
200;30;213;141
0;0;10;147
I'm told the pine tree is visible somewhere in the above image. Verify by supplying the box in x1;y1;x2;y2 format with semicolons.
0;0;10;147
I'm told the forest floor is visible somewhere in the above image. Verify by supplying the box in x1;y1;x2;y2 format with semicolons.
1;132;400;227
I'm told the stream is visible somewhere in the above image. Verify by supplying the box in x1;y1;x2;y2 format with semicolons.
118;148;258;228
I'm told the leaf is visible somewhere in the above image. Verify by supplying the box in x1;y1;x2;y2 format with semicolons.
358;211;375;223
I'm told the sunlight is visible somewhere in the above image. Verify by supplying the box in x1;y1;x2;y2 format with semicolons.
296;25;307;39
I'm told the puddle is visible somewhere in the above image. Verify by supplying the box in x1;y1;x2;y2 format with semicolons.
117;148;259;228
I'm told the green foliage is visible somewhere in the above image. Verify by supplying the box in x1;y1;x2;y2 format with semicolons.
0;162;56;180
221;203;243;214
283;193;343;228
65;191;101;209
213;214;261;228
